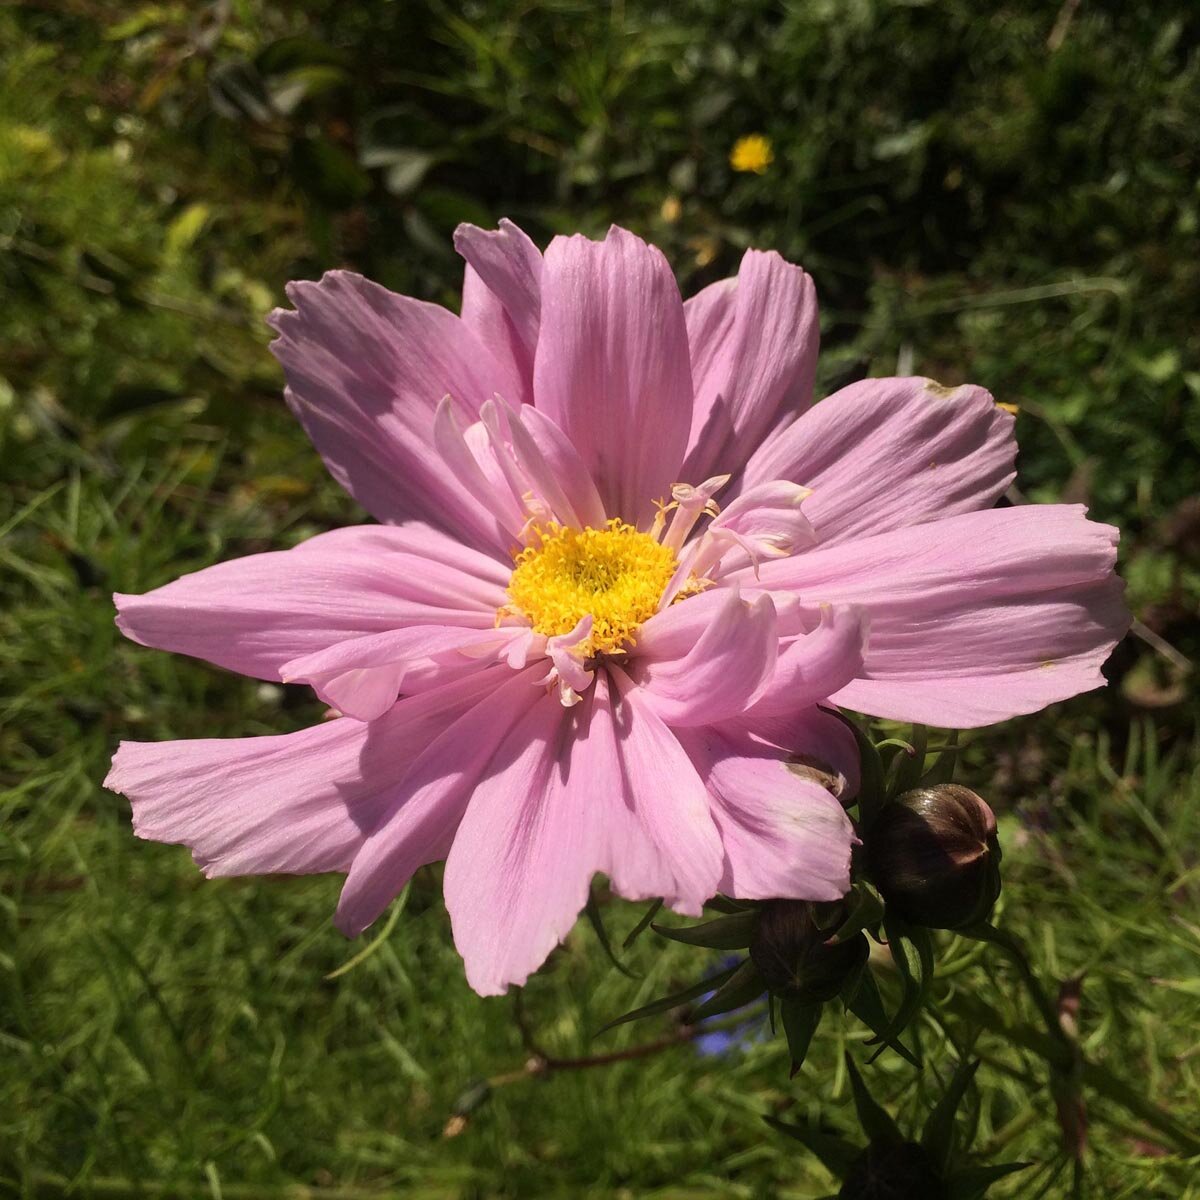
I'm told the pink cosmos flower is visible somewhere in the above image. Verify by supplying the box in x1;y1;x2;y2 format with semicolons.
104;222;1127;995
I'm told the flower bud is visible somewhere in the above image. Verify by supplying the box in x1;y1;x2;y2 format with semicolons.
865;785;1001;930
749;900;868;1002
838;1140;947;1200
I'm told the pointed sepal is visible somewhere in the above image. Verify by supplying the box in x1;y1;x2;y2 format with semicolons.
652;911;757;949
763;1116;860;1181
885;724;929;799
823;706;885;832
945;1161;1031;1199
595;964;739;1035
689;958;765;1020
585;888;639;979
779;996;823;1075
844;1053;905;1148
846;968;921;1068
920;1058;981;1172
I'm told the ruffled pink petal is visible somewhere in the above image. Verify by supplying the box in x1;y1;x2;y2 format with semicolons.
115;523;507;682
742;377;1016;545
456;219;542;401
544;615;594;702
281;625;533;721
533;226;693;523
268;271;523;550
630;588;778;727
432;398;533;537
683;249;819;481
741;604;868;719
335;667;549;937
104;673;492;877
444;671;724;995
678;722;855;901
494;399;607;531
694;479;817;576
734;505;1128;727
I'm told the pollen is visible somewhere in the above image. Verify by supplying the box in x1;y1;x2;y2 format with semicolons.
505;521;678;655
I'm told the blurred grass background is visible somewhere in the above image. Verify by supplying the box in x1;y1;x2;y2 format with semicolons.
1;1;1199;1196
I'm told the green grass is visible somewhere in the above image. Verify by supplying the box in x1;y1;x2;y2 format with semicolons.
2;2;1199;1196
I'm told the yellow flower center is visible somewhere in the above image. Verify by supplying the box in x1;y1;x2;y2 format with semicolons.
730;134;774;174
506;521;678;655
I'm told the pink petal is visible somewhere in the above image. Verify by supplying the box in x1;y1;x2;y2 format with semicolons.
115;523;508;682
734;505;1128;727
742;377;1016;545
335;667;549;937
497;399;608;530
596;674;726;913
442;689;600;995
533;226;693;523
678;722;856;901
683;249;819;481
444;671;724;995
104;674;492;877
736;704;863;799
696;479;817;576
741;604;868;719
268;271;523;550
544;615;594;701
456;219;542;401
630;588;778;727
281;625;533;721
432;398;532;537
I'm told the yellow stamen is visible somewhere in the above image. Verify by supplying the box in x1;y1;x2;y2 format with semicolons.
506;521;678;655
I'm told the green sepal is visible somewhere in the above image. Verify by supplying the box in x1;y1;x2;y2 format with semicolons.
622;898;663;950
837;936;870;1006
844;1053;905;1147
595;964;738;1036
763;1116;860;1180
704;894;754;915
846;968;921;1068
690;958;765;1020
885;724;929;799
831;883;885;944
652;911;757;949
879;915;936;1043
920;1058;981;1171
945;1162;1031;1199
920;730;960;786
585;888;639;979
823;706;885;831
810;900;844;933
779;996;823;1075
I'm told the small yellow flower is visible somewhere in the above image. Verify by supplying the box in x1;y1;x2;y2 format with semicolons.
730;134;774;174
660;195;682;223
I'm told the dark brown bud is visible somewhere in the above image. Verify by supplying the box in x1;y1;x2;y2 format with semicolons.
865;785;1001;930
838;1141;947;1200
749;899;868;1002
